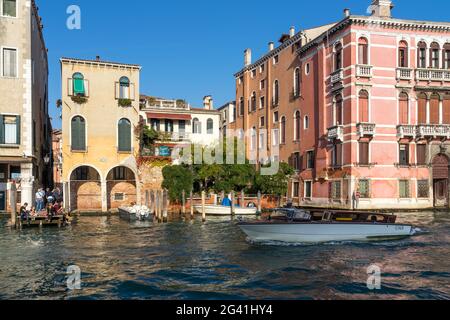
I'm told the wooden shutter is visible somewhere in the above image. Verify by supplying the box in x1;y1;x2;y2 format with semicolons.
417;144;426;165
72;117;86;151
336;99;343;125
444;97;450;124
359;95;369;123
359;142;369;165
336;143;342;166
84;80;89;97
118;120;131;152
68;78;73;96
399;95;408;124
115;82;120;99
430;95;440;124
15;116;20;145
130;83;135;101
71;118;79;150
0;116;4;144
418;95;427;124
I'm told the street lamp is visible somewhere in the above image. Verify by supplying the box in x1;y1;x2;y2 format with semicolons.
44;154;50;165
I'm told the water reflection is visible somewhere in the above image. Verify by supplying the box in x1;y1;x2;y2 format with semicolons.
0;211;449;300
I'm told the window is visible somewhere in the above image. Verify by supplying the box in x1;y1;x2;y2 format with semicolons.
430;42;440;69
305;63;310;75
304;181;312;199
207;119;214;134
417;144;427;165
335;43;343;71
291;152;301;171
165;119;174;133
114;193;125;201
444;44;450;69
418;42;427;68
273;80;279;106
304;116;310;130
399;144;409;166
359;142;369;165
250;92;257;112
1;0;16;17
273;111;279;123
72;73;85;96
273;55;279;64
119;76;130;99
75;167;89;181
399;93;409;125
71;116;86;151
294;111;301;141
430;94;440;124
335;94;343;126
294;68;301;96
272;129;279;147
259;116;265;127
238;76;243;85
114;167;126;180
260;64;265;73
399;180;410;198
306;151;315;169
9;166;20;180
259;96;265;109
280;116;286;144
418;93;427;124
358;180;370;198
151;119;160;131
417;180;430;198
232;105;237;122
2;48;17;77
398;41;408;67
251;69;256;78
250;127;257;151
293;182;300;198
358;37;369;65
118;118;132;152
179;120;186;133
0;115;20;145
239;97;244;116
193;118;201;134
331;181;341;200
260;79;265;90
359;90;369;123
331;143;342;167
259;131;265;150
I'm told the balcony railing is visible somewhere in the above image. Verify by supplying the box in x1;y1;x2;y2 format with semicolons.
356;65;373;78
327;125;344;141
156;132;191;143
357;123;376;137
396;67;413;81
416;68;450;82
416;124;450;139
397;125;416;139
330;69;344;84
143;99;189;110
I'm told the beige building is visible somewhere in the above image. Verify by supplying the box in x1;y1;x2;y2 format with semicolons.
60;57;141;212
0;0;51;211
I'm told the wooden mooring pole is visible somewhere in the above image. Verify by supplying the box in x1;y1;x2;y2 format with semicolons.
162;189;168;223
190;191;194;219
241;190;245;208
231;191;235;217
182;190;186;216
201;191;206;222
10;182;17;228
257;191;262;215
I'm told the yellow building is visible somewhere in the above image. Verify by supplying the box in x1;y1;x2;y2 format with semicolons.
60;57;141;212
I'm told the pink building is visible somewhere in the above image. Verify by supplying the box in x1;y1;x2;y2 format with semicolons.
235;0;450;209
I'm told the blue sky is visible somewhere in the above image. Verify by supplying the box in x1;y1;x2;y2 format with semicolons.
37;0;450;129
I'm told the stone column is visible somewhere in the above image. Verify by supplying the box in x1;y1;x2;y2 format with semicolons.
439;98;443;124
20;163;35;207
63;181;70;211
101;180;108;212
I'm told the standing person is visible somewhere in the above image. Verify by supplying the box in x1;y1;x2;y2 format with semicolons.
35;189;43;212
20;203;29;221
46;188;55;204
353;190;360;210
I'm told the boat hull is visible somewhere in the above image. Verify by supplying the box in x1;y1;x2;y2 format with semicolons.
238;222;415;243
118;207;152;221
194;205;257;216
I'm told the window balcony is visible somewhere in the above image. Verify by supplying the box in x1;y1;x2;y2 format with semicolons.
330;69;344;84
357;123;376;137
396;68;413;81
397;125;416;139
415;68;450;82
327;125;344;141
416;124;450;139
156;132;191;143
356;65;373;78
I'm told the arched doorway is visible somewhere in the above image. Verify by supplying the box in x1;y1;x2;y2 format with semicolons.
70;166;102;211
432;154;449;207
106;166;137;210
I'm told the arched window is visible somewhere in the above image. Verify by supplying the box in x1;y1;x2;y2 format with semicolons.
304;116;310;130
359;90;369;123
430;94;440;124
71;116;86;151
280;116;286;144
207;119;214;134
118;118;132;152
273;80;279;106
192;118;201;134
444;95;450;124
250;127;257;151
444;43;450;69
430;42;440;69
398;41;409;68
294;111;301;141
399;92;409;125
119;76;130;99
251;91;257;112
417;93;427;124
358;37;369;65
335;94;343;126
418;42;427;68
73;73;85;96
239;97;244;116
294;68;301;96
334;43;343;71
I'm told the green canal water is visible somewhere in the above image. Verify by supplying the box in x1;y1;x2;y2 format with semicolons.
0;212;449;300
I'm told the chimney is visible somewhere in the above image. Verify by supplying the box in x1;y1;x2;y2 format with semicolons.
244;49;252;67
268;42;274;52
290;26;295;37
95;55;101;61
203;96;213;110
344;8;350;17
370;0;394;18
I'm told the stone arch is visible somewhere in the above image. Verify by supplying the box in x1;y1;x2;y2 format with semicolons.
69;165;102;212
106;166;137;210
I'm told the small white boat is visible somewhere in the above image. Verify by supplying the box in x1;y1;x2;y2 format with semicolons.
238;209;418;244
119;205;152;221
193;205;257;216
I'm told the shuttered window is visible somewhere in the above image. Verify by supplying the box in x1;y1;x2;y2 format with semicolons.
335;95;343;125
73;73;85;96
417;180;430;198
118;118;132;152
119;77;130;99
332;143;342;167
430;94;440;124
359;142;369;165
304;181;312;199
71;116;86;151
417;144;427;165
2;48;17;77
207;119;214;134
0;115;20;145
359;180;370;198
358;38;369;65
399;93;409;124
399;180;410;198
2;0;17;17
418;94;427;124
359;90;369;123
443;97;450;124
399;144;409;166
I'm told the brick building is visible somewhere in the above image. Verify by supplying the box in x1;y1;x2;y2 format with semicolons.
234;0;450;210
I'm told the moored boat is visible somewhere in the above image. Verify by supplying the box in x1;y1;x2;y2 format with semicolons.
119;205;152;221
193;204;257;216
238;209;419;244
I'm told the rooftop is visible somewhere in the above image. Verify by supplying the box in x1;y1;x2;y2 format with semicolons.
60;57;141;69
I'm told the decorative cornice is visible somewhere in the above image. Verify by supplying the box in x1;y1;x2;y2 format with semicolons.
60;57;141;70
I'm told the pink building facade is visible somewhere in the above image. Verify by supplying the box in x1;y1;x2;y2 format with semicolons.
235;0;450;210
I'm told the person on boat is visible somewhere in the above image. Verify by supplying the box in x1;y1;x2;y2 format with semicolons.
352;191;360;209
20;203;29;221
221;195;232;207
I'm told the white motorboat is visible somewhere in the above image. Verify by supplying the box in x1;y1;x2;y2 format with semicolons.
193;205;257;216
238;209;418;244
119;205;152;221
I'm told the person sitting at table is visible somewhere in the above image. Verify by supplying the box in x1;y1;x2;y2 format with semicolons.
20;203;29;221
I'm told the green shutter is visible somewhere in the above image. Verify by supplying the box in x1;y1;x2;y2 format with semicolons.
73;78;85;95
16;116;20;145
118;120;131;152
71;117;85;151
0;116;4;144
79;118;86;150
71;118;79;150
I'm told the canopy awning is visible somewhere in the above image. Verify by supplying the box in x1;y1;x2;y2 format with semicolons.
147;113;191;121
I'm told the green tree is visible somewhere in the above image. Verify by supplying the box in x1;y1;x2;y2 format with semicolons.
162;165;193;203
255;162;294;200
